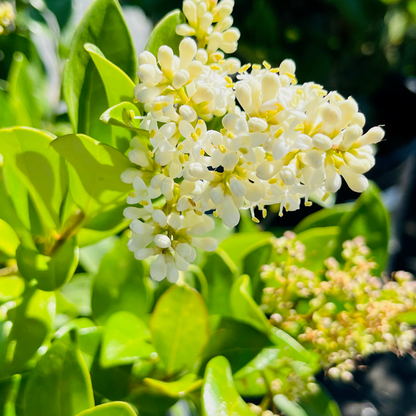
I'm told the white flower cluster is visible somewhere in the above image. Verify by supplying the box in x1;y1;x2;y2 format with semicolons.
122;0;385;282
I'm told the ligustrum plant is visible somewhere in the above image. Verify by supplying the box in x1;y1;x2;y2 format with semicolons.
0;0;414;415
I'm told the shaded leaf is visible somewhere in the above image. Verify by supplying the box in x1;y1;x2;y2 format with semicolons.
16;237;79;291
230;275;270;334
273;395;308;416
76;402;137;416
298;384;341;416
23;334;94;416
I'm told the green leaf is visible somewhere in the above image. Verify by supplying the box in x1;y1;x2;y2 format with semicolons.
23;334;94;416
100;311;155;368
298;384;341;416
0;127;68;234
202;356;256;416
296;226;340;272
242;240;273;303
0;288;55;377
294;203;353;233
273;395;308;416
84;43;136;152
270;327;318;367
79;236;117;274
16;237;79;291
60;273;94;316
335;182;390;274
51;134;132;223
63;0;136;134
143;374;202;398
230;275;270;334
76;402;137;416
0;89;16;128
91;234;152;324
202;248;237;315
0;218;20;258
8;52;42;128
220;232;273;272
100;102;142;131
234;348;280;397
150;285;209;374
200;318;272;374
0;276;25;303
145;10;186;57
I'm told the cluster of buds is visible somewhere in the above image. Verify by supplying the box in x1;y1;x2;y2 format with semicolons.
123;0;385;281
0;1;14;35
261;233;416;383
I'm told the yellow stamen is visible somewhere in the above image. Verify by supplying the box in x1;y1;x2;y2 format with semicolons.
274;128;284;138
129;110;135;120
252;64;261;70
294;123;304;133
191;132;199;141
188;198;196;207
140;200;149;206
184;154;189;161
266;155;273;162
150;129;156;138
238;63;251;74
200;149;205;155
269;178;277;184
262;209;267;218
213;210;218;217
305;201;312;207
252;217;260;223
196;128;202;136
270;68;279;73
227;132;235;139
153;103;163;111
291;94;300;107
194;210;203;216
219;144;226;153
239;147;248;154
286;72;296;79
275;102;284;112
179;154;185;163
225;76;233;84
263;60;271;70
177;144;184;150
322;191;331;202
220;128;227;135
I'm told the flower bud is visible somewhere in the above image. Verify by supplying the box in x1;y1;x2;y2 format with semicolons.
356;126;384;147
339;125;362;151
124;207;147;220
193;85;215;104
179;37;197;68
152;210;167;227
134;247;155;260
339;164;368;193
179;105;197;122
176;242;196;262
222;194;240;228
138;64;156;84
312;133;332;150
150;254;167;281
248;117;268;132
176;24;196;37
172;69;190;89
279;59;296;75
303;149;324;169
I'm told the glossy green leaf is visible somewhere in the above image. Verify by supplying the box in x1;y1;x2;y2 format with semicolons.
84;43;135;152
23;334;94;416
0;218;20;258
335;182;390;274
298;384;341;416
0;276;25;303
183;264;209;302
0;374;21;415
0;89;15;128
144;374;202;398
8;52;42;128
296;226;340;272
51;134;133;223
63;0;136;134
202;248;237;315
202;356;256;416
145;10;186;56
60;273;94;316
91;234;152;324
76;402;137;416
234;348;280;397
294;203;353;233
151;285;209;374
100;311;155;368
220;232;273;272
100;101;142;131
270;327;318;367
0;127;68;233
273;395;308;416
77;220;129;247
200;318;272;374
230;275;270;334
16;237;79;291
0;288;55;377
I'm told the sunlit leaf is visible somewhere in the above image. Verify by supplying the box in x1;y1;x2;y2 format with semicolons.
76;402;137;416
145;10;186;56
143;374;202;398
0;218;20;259
273;394;308;416
0;127;68;234
100;311;155;368
151;285;209;374
100;101;142;132
51;133;132;224
202;356;256;416
63;0;136;137
85;43;136;152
